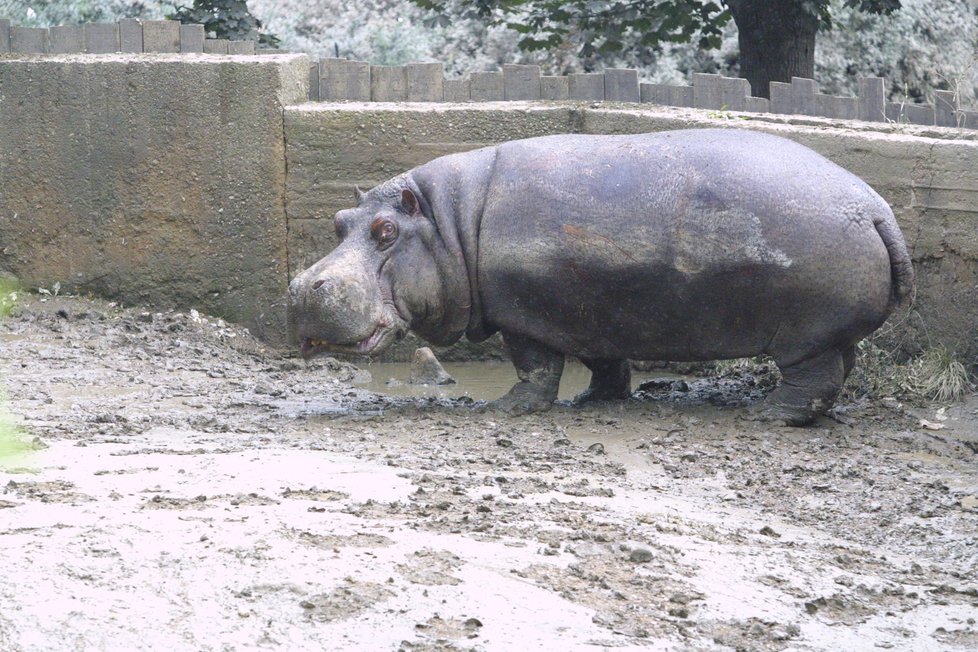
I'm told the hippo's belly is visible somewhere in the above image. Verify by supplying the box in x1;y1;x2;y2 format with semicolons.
479;224;796;361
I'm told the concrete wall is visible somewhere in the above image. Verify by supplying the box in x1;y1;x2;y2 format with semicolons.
0;53;309;342
286;103;978;359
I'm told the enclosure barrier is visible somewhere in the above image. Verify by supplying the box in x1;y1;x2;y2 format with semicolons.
0;17;976;130
310;59;978;130
0;17;257;55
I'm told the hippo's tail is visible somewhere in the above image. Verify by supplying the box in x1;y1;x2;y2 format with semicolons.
874;211;915;310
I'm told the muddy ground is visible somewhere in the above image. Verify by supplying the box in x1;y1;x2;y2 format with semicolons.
1;294;976;651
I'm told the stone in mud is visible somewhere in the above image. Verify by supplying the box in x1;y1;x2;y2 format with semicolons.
408;347;455;385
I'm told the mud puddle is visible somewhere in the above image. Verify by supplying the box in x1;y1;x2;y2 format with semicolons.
356;361;684;402
2;295;978;651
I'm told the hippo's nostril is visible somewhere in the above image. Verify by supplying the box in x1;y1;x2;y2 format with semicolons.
312;279;325;290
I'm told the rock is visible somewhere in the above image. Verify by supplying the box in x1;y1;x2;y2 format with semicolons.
629;547;654;563
408;347;455;385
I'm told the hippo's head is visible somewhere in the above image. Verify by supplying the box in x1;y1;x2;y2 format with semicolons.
288;182;470;358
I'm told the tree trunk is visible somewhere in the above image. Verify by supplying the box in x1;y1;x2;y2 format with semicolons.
727;0;820;99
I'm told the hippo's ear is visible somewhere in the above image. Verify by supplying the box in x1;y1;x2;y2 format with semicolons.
354;186;365;206
400;188;422;217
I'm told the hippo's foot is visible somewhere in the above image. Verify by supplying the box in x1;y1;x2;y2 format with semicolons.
573;386;632;405
573;358;632;406
493;331;564;416
490;382;556;415
747;348;846;427
745;401;822;427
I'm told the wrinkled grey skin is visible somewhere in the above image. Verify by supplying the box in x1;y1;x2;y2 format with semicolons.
289;129;914;425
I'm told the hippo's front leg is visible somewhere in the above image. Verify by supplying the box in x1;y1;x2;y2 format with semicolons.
491;331;564;415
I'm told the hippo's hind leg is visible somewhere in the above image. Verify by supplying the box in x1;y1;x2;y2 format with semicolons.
752;347;846;426
491;331;564;415
573;358;632;405
842;344;857;381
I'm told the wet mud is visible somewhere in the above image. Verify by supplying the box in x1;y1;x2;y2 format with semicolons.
1;295;977;651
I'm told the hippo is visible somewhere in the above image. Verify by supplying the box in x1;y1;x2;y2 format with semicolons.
288;129;914;425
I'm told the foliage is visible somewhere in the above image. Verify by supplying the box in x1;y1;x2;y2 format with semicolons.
0;277;18;319
414;0;731;63
248;0;730;77
0;278;26;463
410;0;900;64
169;0;279;46
0;0;160;25
0;404;28;463
816;0;978;105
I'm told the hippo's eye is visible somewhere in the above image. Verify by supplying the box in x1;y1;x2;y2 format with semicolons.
370;218;398;247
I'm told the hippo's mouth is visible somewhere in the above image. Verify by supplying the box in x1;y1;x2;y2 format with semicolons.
299;321;406;358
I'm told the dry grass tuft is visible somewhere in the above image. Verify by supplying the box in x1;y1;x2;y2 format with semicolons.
846;340;973;403
904;348;971;403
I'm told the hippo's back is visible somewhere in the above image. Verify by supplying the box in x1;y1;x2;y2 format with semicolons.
477;129;896;364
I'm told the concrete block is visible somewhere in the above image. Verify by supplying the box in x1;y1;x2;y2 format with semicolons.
49;25;84;54
308;62;320;100
816;94;858;120
406;62;444;102
791;77;818;116
470;71;503;101
228;40;256;55
640;83;667;104
142;20;180;53
0;53;312;344
885;101;902;123
934;90;957;127
604;68;639;103
745;96;769;113
693;73;722;109
119;19;143;53
203;39;229;54
444;78;471;102
957;109;978;130
769;81;792;114
0;19;9;53
320;58;370;101
643;83;697;109
540;76;569;100
371;65;408;101
10;27;48;54
180;24;205;53
503;64;540;100
904;103;935;126
668;85;694;107
857;76;885;122
719;76;749;111
84;23;120;54
568;73;604;101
